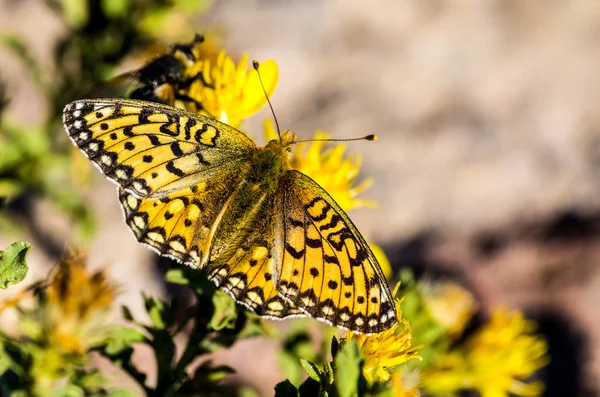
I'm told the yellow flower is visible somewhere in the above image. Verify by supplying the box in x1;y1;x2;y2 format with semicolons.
391;370;421;397
4;251;119;393
421;280;478;337
40;251;117;355
185;51;278;128
264;120;376;211
422;308;549;397
344;284;421;384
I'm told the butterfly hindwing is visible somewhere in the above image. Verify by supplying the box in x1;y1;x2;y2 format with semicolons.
205;176;304;318
63;99;256;198
273;170;397;333
118;167;243;267
208;240;304;319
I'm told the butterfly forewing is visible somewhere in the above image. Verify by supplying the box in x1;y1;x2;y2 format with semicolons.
63;99;255;198
273;170;397;333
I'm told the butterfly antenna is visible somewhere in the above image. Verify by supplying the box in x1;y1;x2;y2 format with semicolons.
295;134;378;143
253;60;281;139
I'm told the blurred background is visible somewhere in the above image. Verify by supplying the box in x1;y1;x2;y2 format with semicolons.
1;0;599;395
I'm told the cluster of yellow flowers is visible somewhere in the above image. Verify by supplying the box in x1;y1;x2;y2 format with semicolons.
345;284;422;396
422;308;548;397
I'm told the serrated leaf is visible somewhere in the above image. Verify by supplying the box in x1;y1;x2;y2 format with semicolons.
323;362;334;385
274;380;299;397
334;340;362;397
300;359;321;382
0;242;30;289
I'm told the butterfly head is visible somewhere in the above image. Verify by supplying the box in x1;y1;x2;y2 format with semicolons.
266;130;297;151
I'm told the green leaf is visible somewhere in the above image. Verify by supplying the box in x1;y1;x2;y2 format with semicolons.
164;268;189;285
238;387;261;397
334;340;362;397
58;0;90;27
0;179;24;202
274;380;299;397
331;336;340;359
103;326;146;356
0;242;31;289
121;305;135;322
300;359;321;382
298;378;321;397
53;384;85;397
101;0;130;19
143;294;171;330
192;362;235;382
323;362;334;386
209;290;237;331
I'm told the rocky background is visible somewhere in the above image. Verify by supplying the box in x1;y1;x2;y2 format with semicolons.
1;0;599;395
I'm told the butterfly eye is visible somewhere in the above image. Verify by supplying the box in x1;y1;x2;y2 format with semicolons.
268;139;278;144
286;147;292;153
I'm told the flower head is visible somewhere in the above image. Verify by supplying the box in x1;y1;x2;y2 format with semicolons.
264;120;376;211
422;308;549;397
344;283;421;384
185;51;278;128
391;370;421;397
32;251;117;355
421;280;478;337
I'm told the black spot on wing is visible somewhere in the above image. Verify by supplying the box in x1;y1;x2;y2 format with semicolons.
148;134;160;145
196;152;210;166
285;243;305;259
170;142;183;156
306;237;322;248
166;161;185;177
184;118;196;140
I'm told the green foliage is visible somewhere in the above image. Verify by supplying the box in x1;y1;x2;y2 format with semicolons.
275;337;394;397
96;264;270;396
334;341;361;397
0;241;30;289
396;269;452;367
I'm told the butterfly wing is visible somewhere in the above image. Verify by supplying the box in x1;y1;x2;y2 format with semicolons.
207;219;305;319
64;98;256;267
63;98;256;199
118;176;239;267
273;170;397;333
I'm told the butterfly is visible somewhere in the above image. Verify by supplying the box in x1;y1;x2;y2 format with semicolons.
63;98;397;333
86;34;208;110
